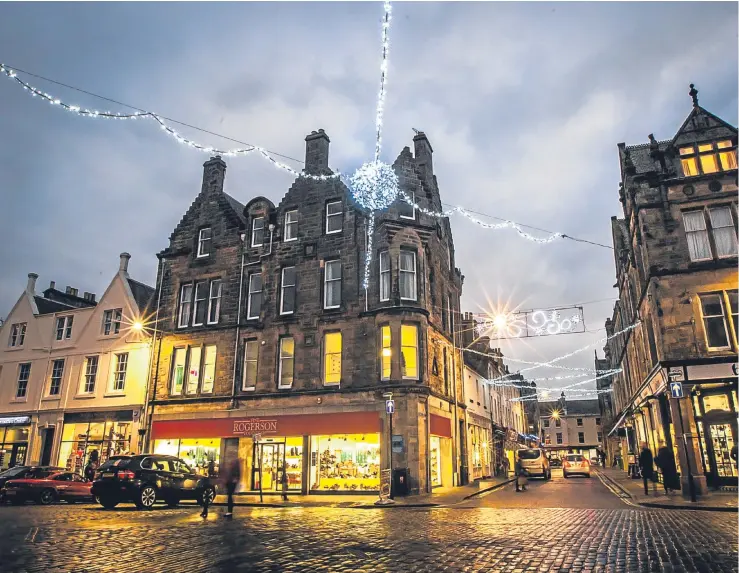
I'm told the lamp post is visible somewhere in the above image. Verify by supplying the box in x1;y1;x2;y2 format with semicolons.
383;391;394;499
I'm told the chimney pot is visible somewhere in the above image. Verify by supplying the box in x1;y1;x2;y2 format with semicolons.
49;281;56;290
119;252;131;273
304;129;330;174
27;273;38;294
201;156;227;195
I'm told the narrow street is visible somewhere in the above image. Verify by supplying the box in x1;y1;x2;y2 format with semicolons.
0;475;735;573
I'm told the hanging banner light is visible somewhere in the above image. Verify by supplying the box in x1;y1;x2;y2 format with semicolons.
472;306;586;340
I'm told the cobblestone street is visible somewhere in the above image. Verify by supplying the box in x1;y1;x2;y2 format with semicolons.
0;500;736;573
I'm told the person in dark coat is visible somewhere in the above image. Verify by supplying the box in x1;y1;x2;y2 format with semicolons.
638;442;655;496
655;441;679;495
84;450;99;482
515;457;528;492
280;467;289;501
223;457;241;518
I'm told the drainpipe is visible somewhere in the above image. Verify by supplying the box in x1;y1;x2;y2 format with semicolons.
142;257;166;453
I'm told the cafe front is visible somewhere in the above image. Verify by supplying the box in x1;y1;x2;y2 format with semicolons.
0;416;31;470
151;412;382;494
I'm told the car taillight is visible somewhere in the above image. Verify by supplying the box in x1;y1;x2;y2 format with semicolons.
583;460;590;466
563;461;570;468
117;470;135;480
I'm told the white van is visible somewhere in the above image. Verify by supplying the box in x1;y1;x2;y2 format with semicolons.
517;448;551;480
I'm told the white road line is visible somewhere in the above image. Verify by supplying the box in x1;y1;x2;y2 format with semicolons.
595;471;640;508
24;527;39;543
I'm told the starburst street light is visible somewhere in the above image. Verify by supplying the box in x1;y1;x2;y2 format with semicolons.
551;409;561;420
132;321;143;332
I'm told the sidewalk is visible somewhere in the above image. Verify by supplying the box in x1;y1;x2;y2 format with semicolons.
204;474;515;509
596;466;738;512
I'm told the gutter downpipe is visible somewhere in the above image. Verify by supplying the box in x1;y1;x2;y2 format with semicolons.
142;257;165;453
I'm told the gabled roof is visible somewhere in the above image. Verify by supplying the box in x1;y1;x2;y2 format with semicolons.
126;278;156;315
671;104;737;148
33;295;74;315
224;192;247;224
168;191;247;244
564;400;601;416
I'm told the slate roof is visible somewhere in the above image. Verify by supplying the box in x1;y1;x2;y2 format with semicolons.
539;399;600;417
224;192;247;224
33;296;75;315
621;140;671;176
127;278;156;315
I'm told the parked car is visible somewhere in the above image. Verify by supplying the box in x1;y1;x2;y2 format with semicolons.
0;466;65;502
517;448;551;480
590;457;600;467
563;454;591;478
3;471;93;505
548;457;563;468
91;454;217;510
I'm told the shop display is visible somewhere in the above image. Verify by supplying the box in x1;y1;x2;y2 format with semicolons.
310;434;380;491
252;437;303;491
58;421;131;471
153;438;221;476
430;436;441;486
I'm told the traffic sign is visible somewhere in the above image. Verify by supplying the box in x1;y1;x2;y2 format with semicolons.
670;381;684;399
386;399;395;415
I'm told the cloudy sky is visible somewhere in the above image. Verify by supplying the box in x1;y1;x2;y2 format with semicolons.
0;1;736;394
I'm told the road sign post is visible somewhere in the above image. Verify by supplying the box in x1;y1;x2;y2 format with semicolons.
674;397;697;503
376;393;396;505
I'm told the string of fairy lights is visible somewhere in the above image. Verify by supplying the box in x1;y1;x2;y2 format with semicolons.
2;1;618;403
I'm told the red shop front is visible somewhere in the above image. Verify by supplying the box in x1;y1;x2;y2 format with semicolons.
151;412;382;494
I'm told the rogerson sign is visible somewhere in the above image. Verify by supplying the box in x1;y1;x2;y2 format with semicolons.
232;419;278;435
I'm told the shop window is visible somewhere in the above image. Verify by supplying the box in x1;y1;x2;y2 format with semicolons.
0;426;30;470
324;260;342;309
280;267;296;315
379;251;390;302
202;346;216;393
8;322;26;347
310;434;380;492
709;207;738;258
252;437;304;492
399;251;417;301
154;438;221;476
111;353;128;392
556;433;562;444
178;284;193;328
246;273;263;320
430;436;442;486
56;316;74;341
192;281;208;326
380;325;392;380
251;216;265;247
284;210;298;242
207;280;222;325
578;432;585;444
699;293;731;350
702;394;731;414
59;420;132;473
242;340;259;391
81;356;99;394
197;227;212;258
278;337;295;389
102;309;122;336
49;359;64;396
323;332;342;386
16;363;31;399
401;324;419;380
325;201;343;234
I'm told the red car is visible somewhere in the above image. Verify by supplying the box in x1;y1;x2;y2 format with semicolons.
3;471;93;505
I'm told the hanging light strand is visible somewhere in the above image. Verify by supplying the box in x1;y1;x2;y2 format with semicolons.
374;1;392;162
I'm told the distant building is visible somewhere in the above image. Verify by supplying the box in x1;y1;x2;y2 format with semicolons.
540;395;602;461
605;85;737;495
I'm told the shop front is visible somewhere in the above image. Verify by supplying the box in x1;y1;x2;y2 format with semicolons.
151;412;382;494
58;411;136;473
692;386;738;488
429;414;453;488
0;416;31;470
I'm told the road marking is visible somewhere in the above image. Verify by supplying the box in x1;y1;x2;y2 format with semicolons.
595;471;640;508
24;527;39;543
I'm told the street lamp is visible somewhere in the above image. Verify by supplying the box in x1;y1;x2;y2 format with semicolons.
383;391;394;500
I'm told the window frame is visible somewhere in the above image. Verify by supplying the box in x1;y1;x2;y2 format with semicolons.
9;322;26;347
398;190;415;220
379;250;390;302
380;325;392;381
178;284;193;328
726;290;738;348
16;363;31;399
682;210;713;262
576;418;583;427
192;281;208;327
323;331;342;386
280;267;296;316
102;309;123;336
679;140;737;177
278;336;295;389
207;279;222;325
49;358;65;396
170;347;188;396
81;355;99;394
578;432;585;444
556;432;563;445
242;339;259;391
400;323;420;381
708;206;738;259
246;273;263;320
251;216;265;247
698;292;733;351
55;316;74;341
284;210;298;242
399;250;418;302
325;201;343;235
201;345;217;394
111;353;129;393
323;260;342;310
197;227;212;258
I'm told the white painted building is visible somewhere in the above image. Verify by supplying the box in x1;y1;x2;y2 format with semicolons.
0;253;154;471
540;397;602;461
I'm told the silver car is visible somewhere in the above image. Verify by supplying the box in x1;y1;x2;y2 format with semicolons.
517;448;551;480
563;454;591;478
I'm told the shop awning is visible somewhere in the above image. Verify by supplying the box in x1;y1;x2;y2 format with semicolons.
607;409;631;437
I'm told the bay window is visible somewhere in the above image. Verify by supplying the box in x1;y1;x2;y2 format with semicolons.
379;251;390;302
399;251;417;301
401;324;419;380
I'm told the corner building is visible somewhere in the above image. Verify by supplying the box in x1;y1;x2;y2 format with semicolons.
147;130;465;495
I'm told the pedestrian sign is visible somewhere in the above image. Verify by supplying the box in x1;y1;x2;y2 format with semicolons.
670;381;684;399
386;399;395;414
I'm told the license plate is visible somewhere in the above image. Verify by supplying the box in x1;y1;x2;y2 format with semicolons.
103;472;115;478
5;491;15;496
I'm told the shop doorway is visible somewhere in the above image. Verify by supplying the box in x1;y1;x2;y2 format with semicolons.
40;428;55;466
253;442;285;491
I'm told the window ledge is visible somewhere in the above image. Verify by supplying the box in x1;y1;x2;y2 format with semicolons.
104;392;126;398
10;398;28;404
5;346;24;352
42;396;62;402
73;394;97;400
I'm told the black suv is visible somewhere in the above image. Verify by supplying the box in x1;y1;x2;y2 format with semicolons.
91;454;216;510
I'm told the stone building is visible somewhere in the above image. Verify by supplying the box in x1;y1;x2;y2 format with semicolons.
144;130;466;495
540;396;602;462
594;352;619;464
606;85;738;494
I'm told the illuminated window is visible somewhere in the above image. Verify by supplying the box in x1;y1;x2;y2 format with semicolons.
379;251;390;302
170;348;187;395
401;324;419;380
679;147;699;177
323;332;342;386
727;291;738;344
380;326;391;380
186;347;202;395
251;216;265;247
202;346;216;393
682;211;712;261
708;207;738;258
284;210;298;242
680;141;737;176
324;260;342;309
246;273;262;320
717;140;738;170
278;337;295;389
242;340;258;391
699;293;731;350
197;228;212;257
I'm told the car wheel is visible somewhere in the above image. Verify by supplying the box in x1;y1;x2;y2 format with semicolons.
38;489;57;505
135;486;157;510
197;486;216;507
98;496;119;510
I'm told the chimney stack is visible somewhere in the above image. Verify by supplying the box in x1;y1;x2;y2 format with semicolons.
27;273;38;294
201;156;227;195
413;131;433;177
49;281;56;290
304;129;330;174
119;252;131;273
66;286;78;297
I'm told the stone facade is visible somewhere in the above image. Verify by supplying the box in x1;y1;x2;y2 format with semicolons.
605;87;738;494
146;130;468;494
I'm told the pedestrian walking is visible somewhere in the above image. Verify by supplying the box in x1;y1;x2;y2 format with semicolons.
502;456;510;477
84;450;99;482
200;460;217;518
280;467;289;501
638;442;656;496
655;441;679;495
223;457;241;518
515;456;528;492
599;450;606;467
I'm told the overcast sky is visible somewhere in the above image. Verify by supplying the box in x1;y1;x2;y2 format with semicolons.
0;2;736;395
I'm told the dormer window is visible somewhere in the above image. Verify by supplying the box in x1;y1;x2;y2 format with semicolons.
8;323;26;347
55;316;74;341
251;217;265;247
679;140;737;177
197;228;212;258
102;309;122;335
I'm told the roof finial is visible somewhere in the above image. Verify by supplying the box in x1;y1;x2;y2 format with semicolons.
689;83;699;107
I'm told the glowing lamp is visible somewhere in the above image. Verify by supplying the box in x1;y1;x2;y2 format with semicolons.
132;321;143;332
